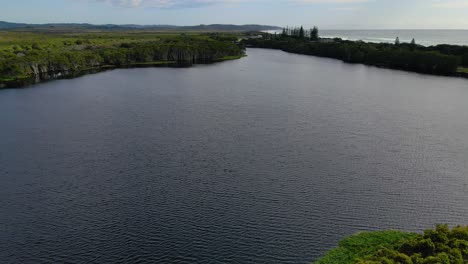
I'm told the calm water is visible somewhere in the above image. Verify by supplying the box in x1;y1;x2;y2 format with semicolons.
1;49;468;263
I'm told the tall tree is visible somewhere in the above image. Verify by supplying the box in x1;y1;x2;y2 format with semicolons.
299;26;305;39
395;37;400;45
311;26;319;41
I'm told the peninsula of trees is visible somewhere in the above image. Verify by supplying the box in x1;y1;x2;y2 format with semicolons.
245;26;468;77
0;31;245;88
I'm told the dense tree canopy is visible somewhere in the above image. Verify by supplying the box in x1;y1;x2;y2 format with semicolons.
0;32;244;88
357;225;468;264
314;225;468;264
244;32;461;75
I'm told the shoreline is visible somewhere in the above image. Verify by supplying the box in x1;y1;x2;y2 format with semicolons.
247;46;468;80
244;37;468;79
2;47;466;90
0;31;246;89
0;55;245;89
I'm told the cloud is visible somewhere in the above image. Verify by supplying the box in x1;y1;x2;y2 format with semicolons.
90;0;254;8
295;0;370;3
432;0;468;8
88;0;371;8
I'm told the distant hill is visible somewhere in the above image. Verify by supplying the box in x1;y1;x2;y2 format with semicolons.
0;21;280;32
0;21;30;29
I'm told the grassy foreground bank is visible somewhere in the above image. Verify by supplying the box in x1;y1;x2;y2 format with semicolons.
314;225;468;264
0;31;244;88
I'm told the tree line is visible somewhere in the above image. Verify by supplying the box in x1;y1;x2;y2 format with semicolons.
244;28;463;76
0;35;244;88
281;26;319;41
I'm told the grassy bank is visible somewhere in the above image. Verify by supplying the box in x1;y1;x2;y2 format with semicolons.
0;31;245;88
315;231;417;264
314;225;468;264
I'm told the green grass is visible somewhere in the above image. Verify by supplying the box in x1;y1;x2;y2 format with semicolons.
314;230;417;264
314;225;468;264
0;31;231;52
457;67;468;73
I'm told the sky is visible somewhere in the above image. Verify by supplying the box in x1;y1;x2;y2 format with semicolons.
2;0;468;29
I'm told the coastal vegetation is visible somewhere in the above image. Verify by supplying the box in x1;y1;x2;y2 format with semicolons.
0;31;244;88
314;224;468;264
3;26;468;88
245;27;467;77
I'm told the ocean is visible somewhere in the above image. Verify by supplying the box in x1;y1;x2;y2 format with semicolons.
265;29;468;46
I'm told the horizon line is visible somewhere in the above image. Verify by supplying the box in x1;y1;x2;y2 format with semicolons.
2;21;468;31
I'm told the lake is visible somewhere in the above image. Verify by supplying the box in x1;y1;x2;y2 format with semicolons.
1;48;468;263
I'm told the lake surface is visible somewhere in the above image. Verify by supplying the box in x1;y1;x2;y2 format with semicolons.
1;49;468;263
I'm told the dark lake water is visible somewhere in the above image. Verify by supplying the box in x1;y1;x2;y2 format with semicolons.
1;48;468;263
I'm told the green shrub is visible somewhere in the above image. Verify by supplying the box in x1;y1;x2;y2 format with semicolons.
314;231;416;264
357;225;468;264
314;225;468;264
